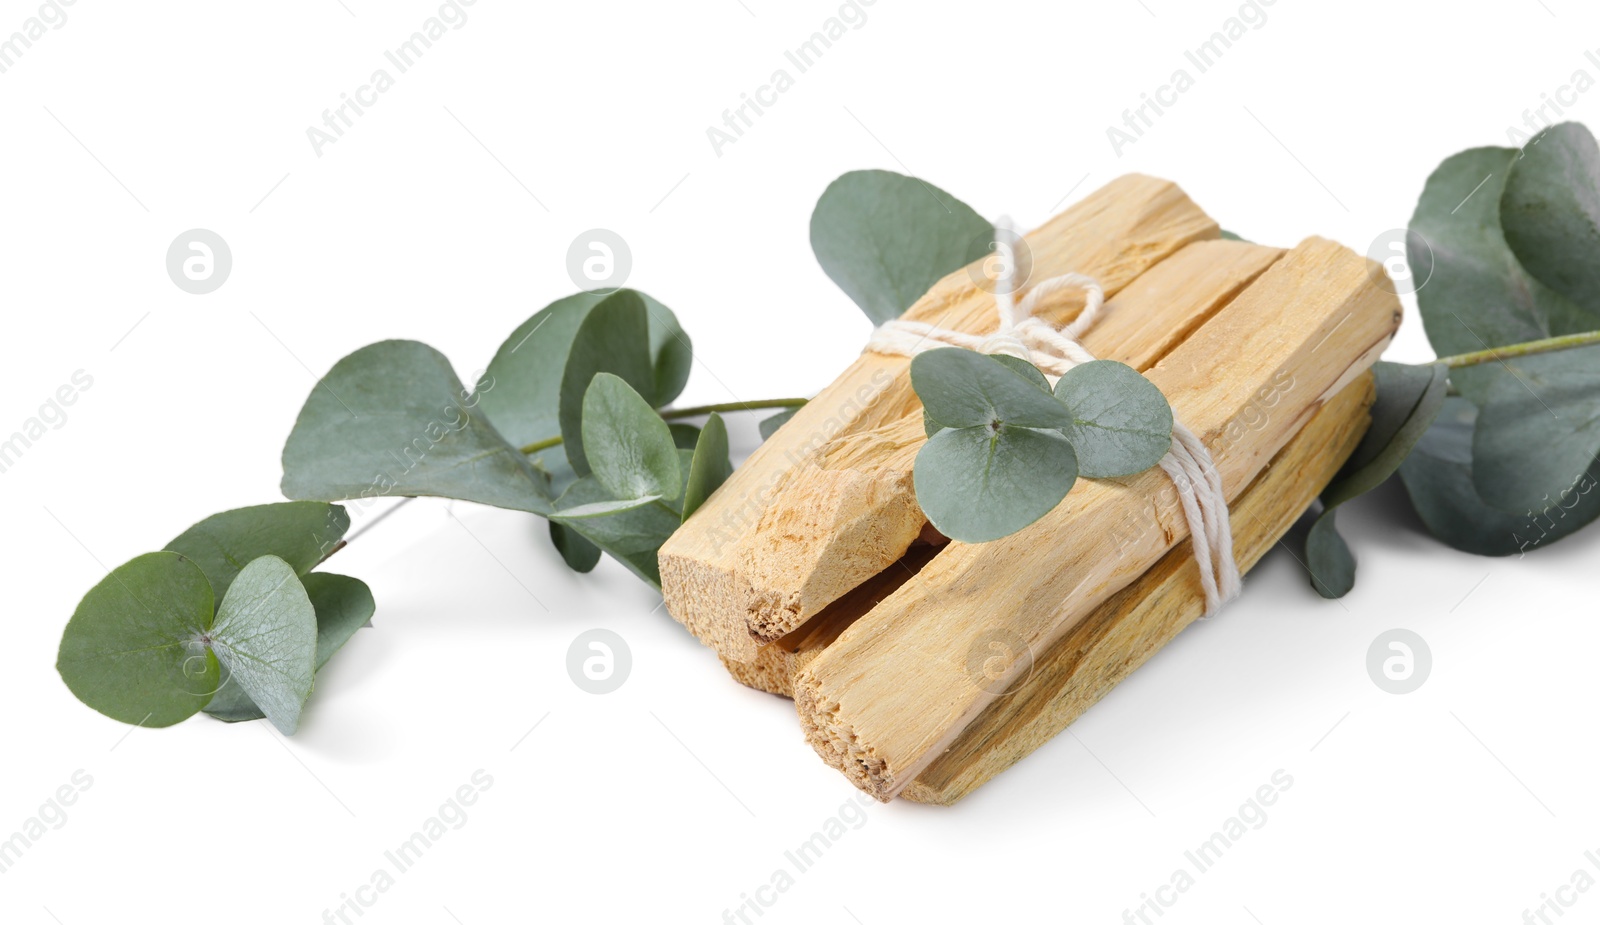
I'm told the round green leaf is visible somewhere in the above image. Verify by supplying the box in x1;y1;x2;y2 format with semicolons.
478;289;692;487
911;348;1072;431
57;552;218;728
281;340;551;514
682;412;732;522
1470;344;1600;513
582;374;681;502
1500;122;1600;315
1400;397;1600;556
1052;360;1173;478
208;556;318;735
1411;141;1600;516
810;169;993;324
204;572;375;724
556;291;660;477
914;424;1078;543
165;501;349;603
1410;147;1592;403
549;521;602;574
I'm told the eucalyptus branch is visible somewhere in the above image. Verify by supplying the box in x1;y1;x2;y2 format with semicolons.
516;397;808;455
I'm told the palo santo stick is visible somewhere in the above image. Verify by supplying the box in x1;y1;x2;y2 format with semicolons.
720;238;1286;692
903;371;1376;804
720;372;1371;704
740;238;1285;646
659;175;1220;663
795;236;1400;801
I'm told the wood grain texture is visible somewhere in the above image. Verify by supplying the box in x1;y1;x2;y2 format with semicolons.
659;175;1220;663
794;236;1401;800
716;375;1375;804
903;372;1376;804
741;239;1284;646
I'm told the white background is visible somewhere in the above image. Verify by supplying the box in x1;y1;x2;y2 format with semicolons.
3;1;1598;923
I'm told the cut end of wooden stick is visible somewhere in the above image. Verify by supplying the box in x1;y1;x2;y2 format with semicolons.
793;672;895;802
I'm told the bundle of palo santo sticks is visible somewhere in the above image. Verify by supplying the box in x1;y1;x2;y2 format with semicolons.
660;175;1399;804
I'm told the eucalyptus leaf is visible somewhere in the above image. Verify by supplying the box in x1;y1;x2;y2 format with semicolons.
1470;344;1600;512
207;556;318;735
669;423;703;450
683;412;732;522
914;424;1078;543
759;408;799;441
57;551;218;727
1410;147;1593;403
557;291;660;477
281;340;552;515
1304;362;1449;598
1052;360;1173;478
583;373;682;502
991;355;1052;394
164;501;349;603
911;348;1072;430
549;522;602;573
204;572;375;723
1500;122;1600;315
1400;397;1600;555
550;496;664;519
478;290;692;487
550;475;682;587
810;169;993;324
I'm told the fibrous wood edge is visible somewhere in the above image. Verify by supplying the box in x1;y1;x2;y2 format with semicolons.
795;236;1401;801
718;372;1373;712
740;238;1285;646
659;174;1220;663
902;371;1377;804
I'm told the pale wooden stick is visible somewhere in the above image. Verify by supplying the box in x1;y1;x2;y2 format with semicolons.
903;372;1376;804
716;374;1372;796
740;238;1285;645
659;175;1220;662
795;237;1400;800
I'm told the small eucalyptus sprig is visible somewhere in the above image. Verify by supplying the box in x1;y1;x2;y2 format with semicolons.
912;350;1172;542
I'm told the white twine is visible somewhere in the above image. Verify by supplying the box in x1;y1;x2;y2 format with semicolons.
866;218;1241;615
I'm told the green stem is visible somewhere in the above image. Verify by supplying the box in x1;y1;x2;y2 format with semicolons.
517;397;808;455
1437;329;1600;370
659;397;808;420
